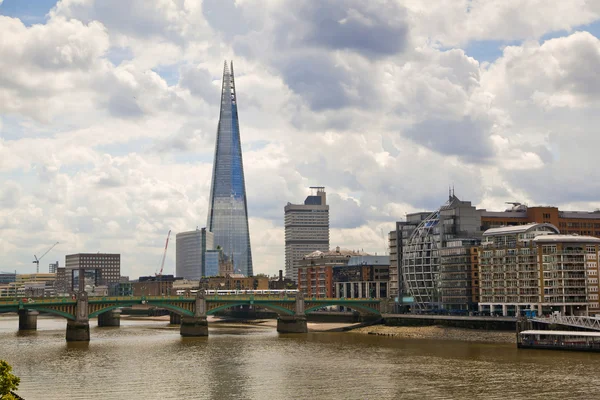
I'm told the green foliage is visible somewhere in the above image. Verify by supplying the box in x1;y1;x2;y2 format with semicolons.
0;360;20;398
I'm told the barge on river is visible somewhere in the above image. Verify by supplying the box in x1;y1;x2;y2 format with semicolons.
518;330;600;352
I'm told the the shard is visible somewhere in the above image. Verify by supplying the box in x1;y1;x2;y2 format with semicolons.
206;61;253;276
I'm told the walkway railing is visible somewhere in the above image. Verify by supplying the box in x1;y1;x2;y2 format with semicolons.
533;315;600;331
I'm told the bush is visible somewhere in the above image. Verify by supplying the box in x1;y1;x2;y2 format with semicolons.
0;360;20;399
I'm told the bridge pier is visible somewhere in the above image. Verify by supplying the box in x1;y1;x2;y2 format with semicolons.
18;310;39;331
169;312;181;325
66;320;90;341
277;315;308;333
277;296;308;333
98;309;121;327
180;317;208;337
66;291;90;342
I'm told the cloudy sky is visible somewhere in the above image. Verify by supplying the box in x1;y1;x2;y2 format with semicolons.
2;0;600;278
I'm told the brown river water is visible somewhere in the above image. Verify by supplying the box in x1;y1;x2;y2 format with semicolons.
1;316;600;399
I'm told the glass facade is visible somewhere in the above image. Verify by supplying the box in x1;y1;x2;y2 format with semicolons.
175;228;214;280
204;250;220;277
207;61;253;276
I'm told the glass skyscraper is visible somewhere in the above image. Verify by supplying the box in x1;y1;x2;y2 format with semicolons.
207;61;253;277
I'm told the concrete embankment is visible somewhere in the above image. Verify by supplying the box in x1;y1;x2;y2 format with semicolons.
383;314;516;331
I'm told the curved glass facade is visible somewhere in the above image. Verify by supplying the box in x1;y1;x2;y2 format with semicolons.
402;211;442;310
207;61;253;276
402;195;483;311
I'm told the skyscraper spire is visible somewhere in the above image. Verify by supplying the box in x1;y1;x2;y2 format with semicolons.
206;60;253;276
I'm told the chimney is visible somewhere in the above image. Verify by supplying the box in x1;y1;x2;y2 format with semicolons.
279;270;283;281
336;246;340;253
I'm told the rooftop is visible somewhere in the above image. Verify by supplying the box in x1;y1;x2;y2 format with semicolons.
483;223;559;236
533;235;600;244
303;247;368;259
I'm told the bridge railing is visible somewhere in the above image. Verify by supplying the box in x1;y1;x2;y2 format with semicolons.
533;315;600;330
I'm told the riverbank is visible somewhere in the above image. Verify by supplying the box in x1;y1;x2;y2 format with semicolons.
352;324;515;343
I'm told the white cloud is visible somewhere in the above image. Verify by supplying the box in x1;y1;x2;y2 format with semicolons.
1;1;600;278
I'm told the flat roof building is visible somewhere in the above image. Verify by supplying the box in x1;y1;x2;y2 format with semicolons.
285;187;330;283
65;253;121;292
479;223;593;316
176;228;214;280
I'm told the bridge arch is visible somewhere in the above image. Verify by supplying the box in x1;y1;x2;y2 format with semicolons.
88;303;194;318
207;302;295;316
26;307;76;320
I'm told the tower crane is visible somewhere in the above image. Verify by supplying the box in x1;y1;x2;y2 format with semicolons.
156;230;171;277
33;242;59;274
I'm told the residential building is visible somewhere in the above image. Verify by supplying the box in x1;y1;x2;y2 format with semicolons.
479;223;591;316
176;228;214;280
297;247;364;298
402;194;483;311
65;253;121;292
439;238;480;311
333;255;390;299
206;60;253;277
285;187;330;283
481;203;600;237
389;213;431;302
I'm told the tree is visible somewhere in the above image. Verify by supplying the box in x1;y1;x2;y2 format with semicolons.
0;360;20;400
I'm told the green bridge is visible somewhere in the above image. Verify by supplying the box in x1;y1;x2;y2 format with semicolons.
0;292;383;341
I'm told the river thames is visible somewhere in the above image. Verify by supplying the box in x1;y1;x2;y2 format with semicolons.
2;316;600;399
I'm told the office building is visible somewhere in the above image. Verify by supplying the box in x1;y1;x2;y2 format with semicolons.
402;194;483;311
65;253;121;292
176;228;214;280
388;213;431;303
204;250;220;277
206;61;253;276
333;255;390;299
49;261;59;274
285;187;330;283
479;223;592;316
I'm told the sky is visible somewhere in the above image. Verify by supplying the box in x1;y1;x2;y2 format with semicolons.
2;0;600;278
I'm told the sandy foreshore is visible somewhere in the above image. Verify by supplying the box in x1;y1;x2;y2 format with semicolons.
352;324;515;343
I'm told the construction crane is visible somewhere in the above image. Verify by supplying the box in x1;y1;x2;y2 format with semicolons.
33;242;59;274
156;230;171;277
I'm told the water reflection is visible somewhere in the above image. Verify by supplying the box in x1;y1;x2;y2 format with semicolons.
2;317;600;399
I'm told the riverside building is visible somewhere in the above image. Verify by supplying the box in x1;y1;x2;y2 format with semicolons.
206;61;253;277
439;238;480;312
481;203;600;237
284;187;330;283
388;213;431;304
333;255;390;299
401;194;483;311
297;247;364;298
479;223;592;316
